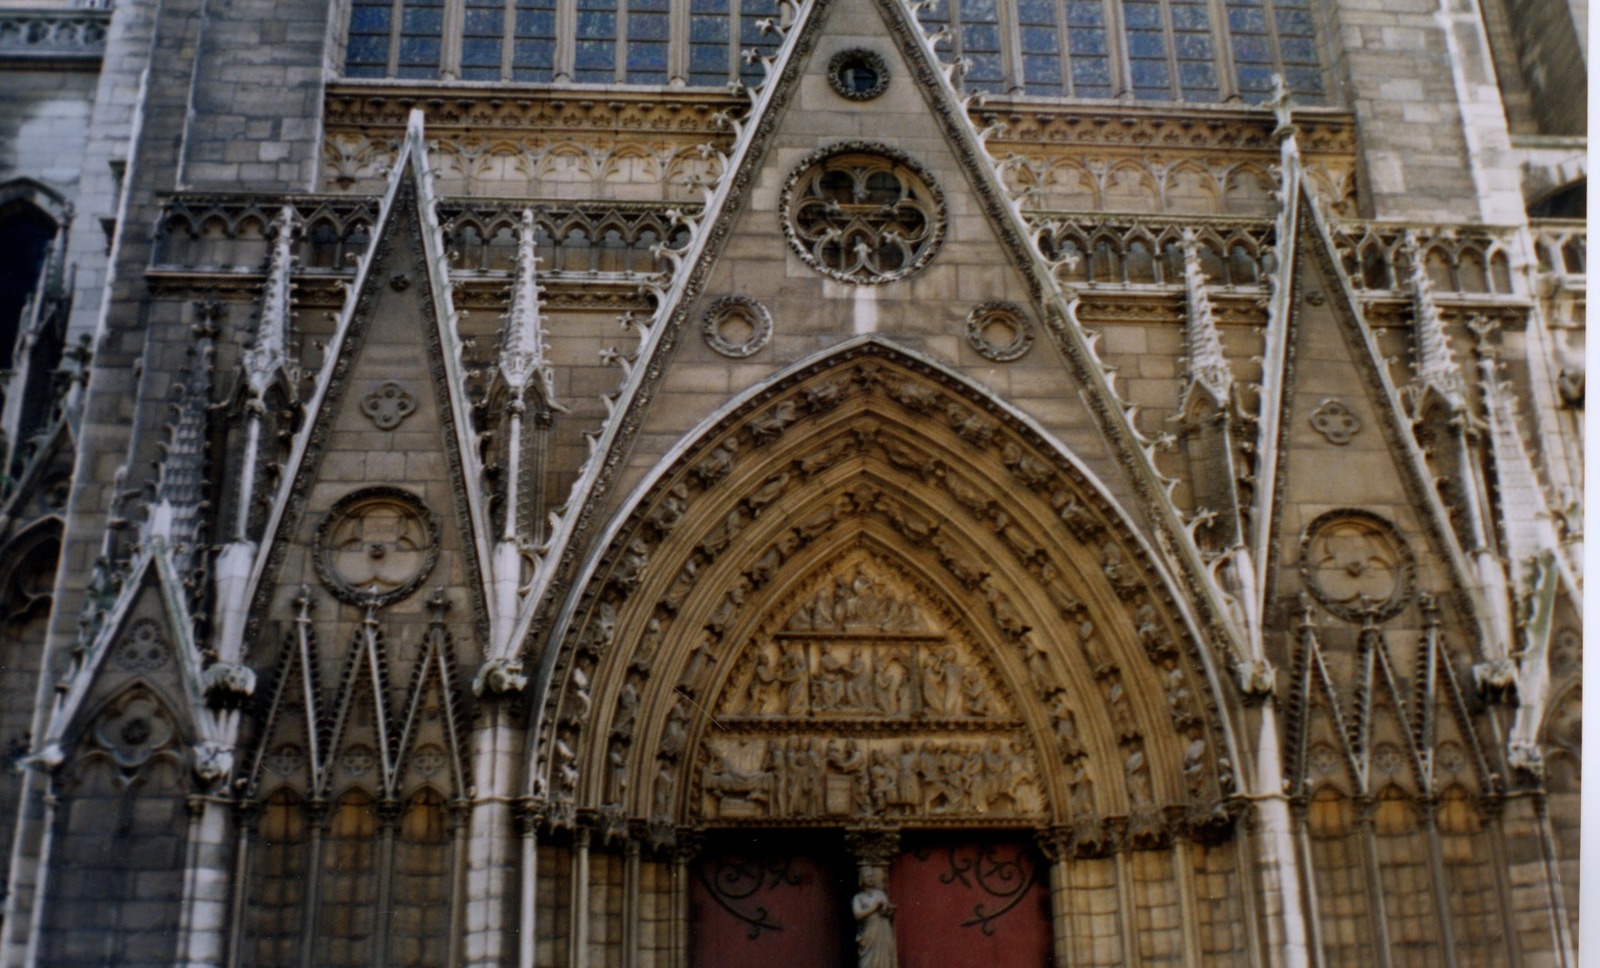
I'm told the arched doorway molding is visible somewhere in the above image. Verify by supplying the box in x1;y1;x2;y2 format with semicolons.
528;336;1243;850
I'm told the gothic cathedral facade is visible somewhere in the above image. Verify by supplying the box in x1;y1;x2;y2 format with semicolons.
0;0;1584;961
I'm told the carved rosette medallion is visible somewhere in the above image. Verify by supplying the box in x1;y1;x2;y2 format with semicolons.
313;487;440;606
1309;398;1360;444
1298;509;1415;622
360;380;419;430
964;301;1035;362
694;552;1044;826
827;48;890;100
781;143;946;285
701;295;774;358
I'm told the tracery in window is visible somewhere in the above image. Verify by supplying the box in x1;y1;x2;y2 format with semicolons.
336;0;1324;99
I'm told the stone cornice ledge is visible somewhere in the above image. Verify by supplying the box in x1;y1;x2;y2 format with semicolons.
0;8;109;66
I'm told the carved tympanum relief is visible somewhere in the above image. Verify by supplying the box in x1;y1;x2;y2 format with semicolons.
1298;510;1415;622
313;487;441;605
782;145;946;285
694;552;1044;824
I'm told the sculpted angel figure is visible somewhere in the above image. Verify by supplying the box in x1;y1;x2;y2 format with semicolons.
852;867;897;968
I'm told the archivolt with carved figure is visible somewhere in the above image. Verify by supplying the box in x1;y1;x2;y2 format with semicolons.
535;343;1242;859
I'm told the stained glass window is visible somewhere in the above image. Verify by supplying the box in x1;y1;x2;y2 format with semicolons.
337;0;1324;102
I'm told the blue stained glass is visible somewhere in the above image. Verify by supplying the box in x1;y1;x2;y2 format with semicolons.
1018;0;1053;23
1227;8;1266;31
1231;35;1269;61
1286;66;1323;92
576;39;614;64
632;13;670;39
1237;64;1272;92
1277;9;1314;32
690;18;728;40
1021;26;1059;52
346;35;389;62
629;41;668;64
966;52;1003;79
513;39;553;64
1065;2;1104;26
958;0;998;21
401;8;443;33
1023;53;1060;80
1071;57;1110;83
1123;3;1161;27
1169;5;1208;29
515;11;553;34
576;11;616;36
398;37;440;63
463;38;500;63
346;63;385;76
690;43;725;67
1280;37;1317;61
1127;30;1166;57
350;7;391;33
1131;59;1168;86
1069;30;1106;54
917;0;949;22
1179;61;1215;88
465;10;501;33
962;23;1002;50
1174;34;1211;58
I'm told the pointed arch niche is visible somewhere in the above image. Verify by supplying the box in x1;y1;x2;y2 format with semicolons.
525;340;1259;966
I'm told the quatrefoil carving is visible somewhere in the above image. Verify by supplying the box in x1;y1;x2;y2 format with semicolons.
361;380;418;430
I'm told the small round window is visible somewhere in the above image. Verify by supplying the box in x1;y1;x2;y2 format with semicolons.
828;48;890;101
702;296;773;358
781;143;946;285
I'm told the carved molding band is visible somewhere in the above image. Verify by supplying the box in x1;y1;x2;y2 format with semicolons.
0;10;108;61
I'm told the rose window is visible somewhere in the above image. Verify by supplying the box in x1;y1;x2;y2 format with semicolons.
781;144;945;285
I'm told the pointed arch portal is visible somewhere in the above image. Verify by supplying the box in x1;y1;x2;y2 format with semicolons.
532;338;1251;963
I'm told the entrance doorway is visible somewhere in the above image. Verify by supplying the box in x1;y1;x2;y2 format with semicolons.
688;832;1051;967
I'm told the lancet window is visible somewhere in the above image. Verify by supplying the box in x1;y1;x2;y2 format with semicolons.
339;0;1324;100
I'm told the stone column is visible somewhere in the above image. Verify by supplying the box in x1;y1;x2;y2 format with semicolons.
1035;826;1073;967
513;798;545;968
372;798;403;968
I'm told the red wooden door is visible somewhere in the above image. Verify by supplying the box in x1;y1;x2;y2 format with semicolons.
888;838;1052;968
689;838;850;968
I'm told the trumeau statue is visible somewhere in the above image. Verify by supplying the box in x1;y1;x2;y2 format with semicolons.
852;866;897;968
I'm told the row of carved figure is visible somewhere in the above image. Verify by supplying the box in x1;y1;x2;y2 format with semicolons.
733;640;1004;719
694;735;1043;820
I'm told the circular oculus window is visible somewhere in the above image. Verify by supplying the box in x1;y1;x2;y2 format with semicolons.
701;296;773;358
1297;509;1415;622
965;301;1035;361
780;143;946;286
314;487;441;606
827;48;890;100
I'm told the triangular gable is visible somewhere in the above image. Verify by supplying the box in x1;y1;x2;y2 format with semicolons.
244;112;493;643
1260;195;1491;653
40;552;209;761
507;0;1244;668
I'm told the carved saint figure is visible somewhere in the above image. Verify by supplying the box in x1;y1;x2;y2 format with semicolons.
776;647;809;714
873;654;910;716
843;648;873;710
852;867;897;968
744;649;779;713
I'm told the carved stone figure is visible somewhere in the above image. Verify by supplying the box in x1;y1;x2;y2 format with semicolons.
778;647;809;713
660;696;691;759
852;867;897;968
